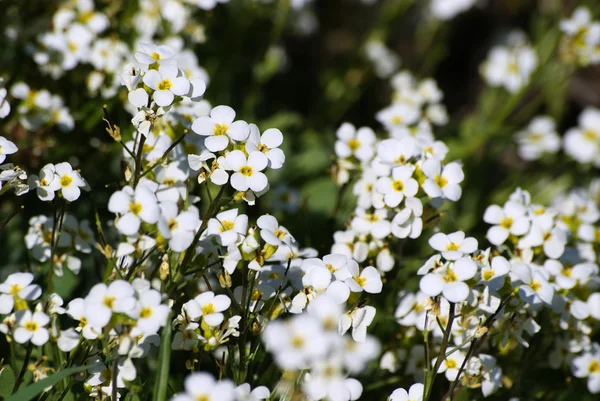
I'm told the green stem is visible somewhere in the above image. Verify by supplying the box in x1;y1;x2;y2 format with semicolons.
13;343;34;392
424;302;455;401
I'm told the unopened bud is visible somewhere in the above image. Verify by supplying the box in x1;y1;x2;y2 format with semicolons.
218;271;232;288
159;254;170;281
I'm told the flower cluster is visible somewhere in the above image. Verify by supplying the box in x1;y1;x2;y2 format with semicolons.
9;83;74;131
560;7;600;66
332;70;458;277
481;31;538;93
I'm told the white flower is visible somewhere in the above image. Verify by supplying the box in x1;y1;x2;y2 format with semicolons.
158;202;201;252
377;137;416;165
421;160;464;201
14;310;50;345
0;136;17;164
171;372;235;401
481;34;538;93
479;256;510;291
192;105;250;152
263;314;328;369
351;208;391;239
0;88;10;118
135;43;176;69
235;384;270;401
53;162;87;202
564;108;600;166
571;350;600;393
207;209;248;246
430;0;476;20
518;214;567;259
143;65;190;107
376;165;419;207
334;123;376;162
108;185;160;236
435;351;466;381
128;289;169;335
429;231;478;260
483;200;530;245
246;125;285;169
419;257;477;302
28;163;61;201
376;103;420;132
84;280;136;328
257;214;294;246
66;298;101;339
225;150;269;193
511;263;554;306
346;265;382;294
0;272;42;314
389;383;424;401
57;328;80;352
339;305;376;342
516;116;560;160
185;291;231;326
391;197;423;239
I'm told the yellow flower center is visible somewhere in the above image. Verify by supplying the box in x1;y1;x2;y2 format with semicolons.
129;202;143;216
500;217;513;229
251;289;263;301
157;79;172;91
446;358;457;369
40;178;48;186
139;307;153;319
201;303;216;315
196;396;209;401
365;213;379;222
168;218;178;231
348;138;361;151
219;220;234;232
507;61;519;73
528;132;544;142
9;284;22;295
213;124;228;136
391;116;403;125
258;143;269;153
240;166;253;177
583;130;597;141
445;242;460;251
60;174;73;187
443;269;458;283
24;321;39;332
103;295;116;309
68;42;78;52
563;268;572;277
392;180;404;192
290;335;304;348
151;52;161;61
530;280;541;292
274;229;287;240
326;263;336;273
434;174;448;188
355;276;367;287
589;360;600;374
482;270;495;281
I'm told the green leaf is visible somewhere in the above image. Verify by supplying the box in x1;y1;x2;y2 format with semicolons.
6;365;86;401
0;365;15;398
152;313;173;401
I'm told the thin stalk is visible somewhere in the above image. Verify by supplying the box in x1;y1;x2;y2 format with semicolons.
13;343;34;392
0;205;23;232
139;130;188;179
424;302;455;401
133;134;146;186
